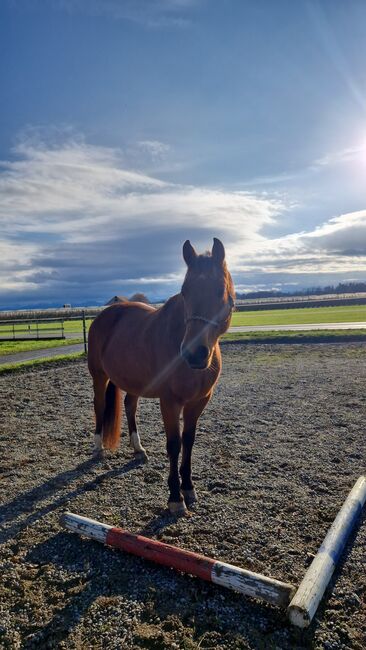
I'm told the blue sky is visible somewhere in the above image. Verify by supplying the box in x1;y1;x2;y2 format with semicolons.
1;0;366;308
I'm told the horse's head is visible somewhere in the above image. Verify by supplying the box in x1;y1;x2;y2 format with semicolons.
180;238;235;370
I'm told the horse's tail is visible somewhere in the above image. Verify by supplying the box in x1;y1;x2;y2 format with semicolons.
102;380;122;450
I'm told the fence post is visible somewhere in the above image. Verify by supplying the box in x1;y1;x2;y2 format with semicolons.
12;322;15;340
82;311;87;353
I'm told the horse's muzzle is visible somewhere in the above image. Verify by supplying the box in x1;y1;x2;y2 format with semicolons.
180;344;210;370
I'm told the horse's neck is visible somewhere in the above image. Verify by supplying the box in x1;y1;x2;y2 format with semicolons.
157;293;185;346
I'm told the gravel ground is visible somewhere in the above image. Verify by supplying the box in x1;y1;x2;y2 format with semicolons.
0;343;365;650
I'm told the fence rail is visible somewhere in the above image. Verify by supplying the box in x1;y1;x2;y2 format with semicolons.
235;291;366;306
0;306;104;322
0;317;65;341
0;313;93;353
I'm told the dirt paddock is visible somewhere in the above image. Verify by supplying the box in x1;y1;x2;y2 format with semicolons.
0;343;365;649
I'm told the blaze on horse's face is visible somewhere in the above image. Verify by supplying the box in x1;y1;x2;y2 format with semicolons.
180;238;235;370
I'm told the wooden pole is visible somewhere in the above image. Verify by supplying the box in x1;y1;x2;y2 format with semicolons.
61;512;295;608
82;311;87;353
288;475;366;628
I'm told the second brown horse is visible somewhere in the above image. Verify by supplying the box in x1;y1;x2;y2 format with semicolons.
88;238;235;514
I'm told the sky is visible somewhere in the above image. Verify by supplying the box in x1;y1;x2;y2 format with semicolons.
1;0;366;308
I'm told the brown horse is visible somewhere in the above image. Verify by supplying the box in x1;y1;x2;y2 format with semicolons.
88;238;235;514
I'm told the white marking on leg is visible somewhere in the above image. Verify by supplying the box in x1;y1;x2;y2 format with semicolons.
130;431;145;453
168;500;188;515
94;434;103;451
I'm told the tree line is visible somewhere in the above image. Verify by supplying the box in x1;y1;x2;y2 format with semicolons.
236;281;366;300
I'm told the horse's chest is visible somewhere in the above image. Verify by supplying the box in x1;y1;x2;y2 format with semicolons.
172;368;219;403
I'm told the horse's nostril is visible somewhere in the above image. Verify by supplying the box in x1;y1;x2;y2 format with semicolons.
196;345;209;362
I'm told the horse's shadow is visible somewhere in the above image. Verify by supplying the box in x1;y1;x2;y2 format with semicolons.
138;509;182;537
0;455;142;544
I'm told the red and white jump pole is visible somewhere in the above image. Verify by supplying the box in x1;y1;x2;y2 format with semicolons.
61;512;295;608
61;475;366;628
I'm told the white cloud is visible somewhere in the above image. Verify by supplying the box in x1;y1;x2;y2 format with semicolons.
138;140;171;160
0;133;282;305
121;273;182;285
236;209;366;278
240;141;366;189
313;144;366;168
1;131;366;307
16;0;203;28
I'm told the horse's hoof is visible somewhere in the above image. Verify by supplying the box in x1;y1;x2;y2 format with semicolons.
182;489;197;506
135;450;148;463
168;500;188;516
93;449;105;460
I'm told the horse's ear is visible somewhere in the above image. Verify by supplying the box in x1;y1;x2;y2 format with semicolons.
183;240;197;266
212;238;225;265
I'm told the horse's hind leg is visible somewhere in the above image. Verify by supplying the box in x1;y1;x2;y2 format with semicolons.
92;371;109;455
124;393;148;462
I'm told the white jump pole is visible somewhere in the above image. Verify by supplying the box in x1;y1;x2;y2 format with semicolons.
61;512;295;608
288;475;366;628
61;476;366;626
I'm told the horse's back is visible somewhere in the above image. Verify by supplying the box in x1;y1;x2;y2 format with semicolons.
88;302;157;378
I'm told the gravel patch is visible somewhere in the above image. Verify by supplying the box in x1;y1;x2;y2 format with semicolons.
0;343;365;649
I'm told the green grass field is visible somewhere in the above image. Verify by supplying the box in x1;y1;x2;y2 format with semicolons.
0;305;365;361
222;329;366;341
66;305;366;329
231;304;366;327
1;305;365;337
0;319;90;335
0;338;83;357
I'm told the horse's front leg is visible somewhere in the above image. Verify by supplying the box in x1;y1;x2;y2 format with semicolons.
160;397;186;515
180;393;211;506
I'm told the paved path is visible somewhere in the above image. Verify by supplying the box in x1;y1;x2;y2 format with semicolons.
230;321;366;333
0;343;84;365
1;322;366;365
